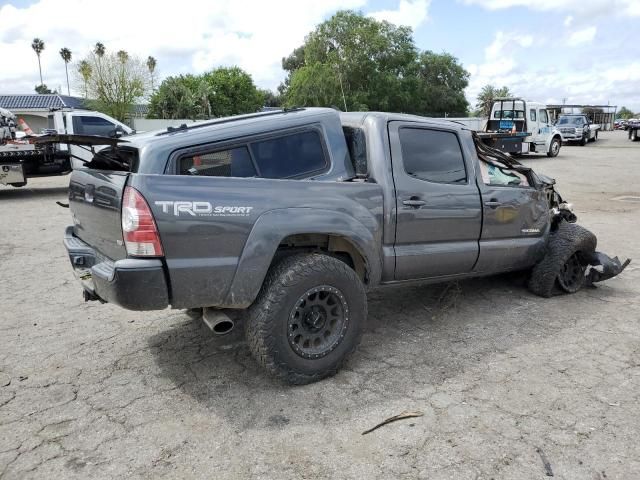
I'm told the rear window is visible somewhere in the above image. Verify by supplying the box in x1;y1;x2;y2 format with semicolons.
179;146;256;177
177;129;328;179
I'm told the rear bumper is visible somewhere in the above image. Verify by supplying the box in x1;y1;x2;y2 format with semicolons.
63;226;169;310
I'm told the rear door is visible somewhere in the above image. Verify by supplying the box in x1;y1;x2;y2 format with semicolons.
389;122;482;280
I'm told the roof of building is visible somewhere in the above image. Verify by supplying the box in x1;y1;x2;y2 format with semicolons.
0;94;87;111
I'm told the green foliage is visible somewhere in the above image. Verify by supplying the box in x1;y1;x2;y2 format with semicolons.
148;67;263;119
474;85;512;117
617;106;634;119
74;49;150;121
281;10;469;115
34;84;53;94
259;89;281;107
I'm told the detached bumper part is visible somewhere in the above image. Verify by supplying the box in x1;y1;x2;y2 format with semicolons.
584;251;631;285
64;226;169;310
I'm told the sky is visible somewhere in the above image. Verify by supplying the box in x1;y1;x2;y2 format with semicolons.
0;0;639;112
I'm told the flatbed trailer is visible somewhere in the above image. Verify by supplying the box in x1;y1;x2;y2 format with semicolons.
476;131;531;154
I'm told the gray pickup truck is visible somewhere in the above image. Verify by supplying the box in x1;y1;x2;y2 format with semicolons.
62;108;629;384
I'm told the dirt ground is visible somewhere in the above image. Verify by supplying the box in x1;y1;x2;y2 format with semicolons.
1;131;639;479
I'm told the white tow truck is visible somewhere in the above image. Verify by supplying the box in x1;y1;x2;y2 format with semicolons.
477;98;563;157
0;108;132;187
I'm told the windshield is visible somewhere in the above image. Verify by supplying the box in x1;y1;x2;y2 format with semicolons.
493;110;524;119
558;116;583;125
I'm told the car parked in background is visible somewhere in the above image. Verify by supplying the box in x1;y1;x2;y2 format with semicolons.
614;119;627;130
557;114;600;145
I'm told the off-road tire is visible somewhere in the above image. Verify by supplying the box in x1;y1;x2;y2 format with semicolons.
245;253;366;385
547;137;561;157
528;222;597;298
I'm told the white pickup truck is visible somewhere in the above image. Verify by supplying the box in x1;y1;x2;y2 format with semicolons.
478;98;563;157
556;114;600;146
0;109;132;187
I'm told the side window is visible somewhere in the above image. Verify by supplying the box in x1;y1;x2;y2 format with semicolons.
398;128;467;184
530;109;537;122
539;109;549;124
479;162;530;187
73;116;116;136
249;130;327;179
179;146;256;177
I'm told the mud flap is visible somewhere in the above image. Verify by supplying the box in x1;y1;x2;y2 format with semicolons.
583;252;631;285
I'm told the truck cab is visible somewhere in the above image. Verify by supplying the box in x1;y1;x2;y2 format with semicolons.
47;109;133;166
485;98;562;157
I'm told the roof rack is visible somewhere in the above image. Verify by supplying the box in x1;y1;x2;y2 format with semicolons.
155;107;305;136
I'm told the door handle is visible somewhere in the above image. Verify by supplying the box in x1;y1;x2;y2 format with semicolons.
403;199;426;207
484;199;501;209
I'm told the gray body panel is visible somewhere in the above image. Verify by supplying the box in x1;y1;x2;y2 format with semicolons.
66;108;551;311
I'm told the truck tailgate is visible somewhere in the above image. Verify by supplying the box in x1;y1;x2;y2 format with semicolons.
68;169;128;260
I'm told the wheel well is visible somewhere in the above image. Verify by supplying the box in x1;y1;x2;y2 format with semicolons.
275;234;368;283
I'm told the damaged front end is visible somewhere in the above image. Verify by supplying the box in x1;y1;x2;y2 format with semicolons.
473;132;631;288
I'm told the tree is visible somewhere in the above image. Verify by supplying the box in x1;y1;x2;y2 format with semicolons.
75;49;150;121
31;38;45;87
59;47;72;95
475;85;512;117
148;67;263;119
259;89;281;107
146;56;157;90
617;106;634;119
77;60;92;98
415;51;469;115
34;84;53;94
281;11;469;115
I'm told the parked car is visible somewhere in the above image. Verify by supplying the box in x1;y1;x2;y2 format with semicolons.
557;114;600;145
614;119;627;130
59;108;630;383
628;119;640;141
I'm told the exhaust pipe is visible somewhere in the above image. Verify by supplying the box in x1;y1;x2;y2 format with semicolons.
202;308;235;335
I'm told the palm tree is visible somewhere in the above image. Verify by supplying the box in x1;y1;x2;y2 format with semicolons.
93;42;105;58
117;50;129;64
59;48;72;95
146;56;157;90
78;60;92;98
31;38;45;87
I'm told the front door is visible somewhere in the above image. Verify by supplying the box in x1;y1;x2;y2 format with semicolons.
389;122;483;280
474;161;549;272
531;108;551;151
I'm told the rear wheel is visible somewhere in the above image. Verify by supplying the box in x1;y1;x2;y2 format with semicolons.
245;253;366;384
632;129;638;142
547;137;561;157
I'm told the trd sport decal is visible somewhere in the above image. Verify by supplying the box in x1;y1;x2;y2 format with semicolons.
155;201;254;217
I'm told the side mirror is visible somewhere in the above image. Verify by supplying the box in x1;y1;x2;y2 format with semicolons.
110;126;126;138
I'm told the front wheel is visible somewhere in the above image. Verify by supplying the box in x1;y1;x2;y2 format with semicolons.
245;253;366;384
579;134;587;146
631;129;638;142
547;137;561;157
528;222;597;297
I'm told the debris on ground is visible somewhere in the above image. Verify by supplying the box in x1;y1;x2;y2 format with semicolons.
362;411;424;435
536;447;554;477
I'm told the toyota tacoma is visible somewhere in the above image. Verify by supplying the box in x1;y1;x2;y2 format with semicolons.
59;108;630;384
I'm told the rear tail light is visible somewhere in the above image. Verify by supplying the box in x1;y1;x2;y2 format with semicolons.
121;186;164;256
